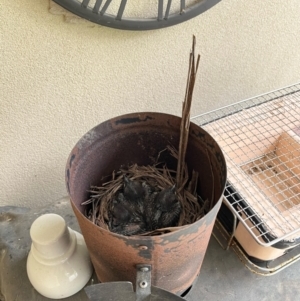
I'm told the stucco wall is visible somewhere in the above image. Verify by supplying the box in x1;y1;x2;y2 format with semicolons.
1;0;300;208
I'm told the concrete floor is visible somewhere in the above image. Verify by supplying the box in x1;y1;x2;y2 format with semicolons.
1;198;299;301
188;238;300;301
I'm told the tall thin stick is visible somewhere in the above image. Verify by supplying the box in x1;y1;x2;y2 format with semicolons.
176;36;201;191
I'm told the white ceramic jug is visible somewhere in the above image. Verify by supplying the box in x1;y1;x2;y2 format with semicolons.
27;213;93;299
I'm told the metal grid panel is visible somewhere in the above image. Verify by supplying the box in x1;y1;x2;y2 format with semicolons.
192;83;300;246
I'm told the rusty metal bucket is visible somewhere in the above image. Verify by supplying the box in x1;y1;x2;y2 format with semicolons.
66;112;227;295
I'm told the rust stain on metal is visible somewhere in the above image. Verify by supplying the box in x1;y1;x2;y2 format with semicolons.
66;112;226;295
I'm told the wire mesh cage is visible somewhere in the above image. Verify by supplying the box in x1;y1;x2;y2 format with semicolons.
191;83;300;275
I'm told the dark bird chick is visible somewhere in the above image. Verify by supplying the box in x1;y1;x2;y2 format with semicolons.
143;191;162;231
110;198;131;229
123;176;153;214
123;176;146;201
155;185;181;228
110;192;146;236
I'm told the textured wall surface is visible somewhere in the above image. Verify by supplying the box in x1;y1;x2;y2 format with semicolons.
1;0;300;208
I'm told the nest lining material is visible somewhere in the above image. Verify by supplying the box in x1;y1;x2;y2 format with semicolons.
82;146;211;236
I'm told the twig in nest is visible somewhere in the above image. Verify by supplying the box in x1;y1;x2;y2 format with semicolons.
205;148;215;210
176;35;201;192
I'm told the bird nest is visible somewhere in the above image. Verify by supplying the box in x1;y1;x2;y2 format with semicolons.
82;146;210;236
